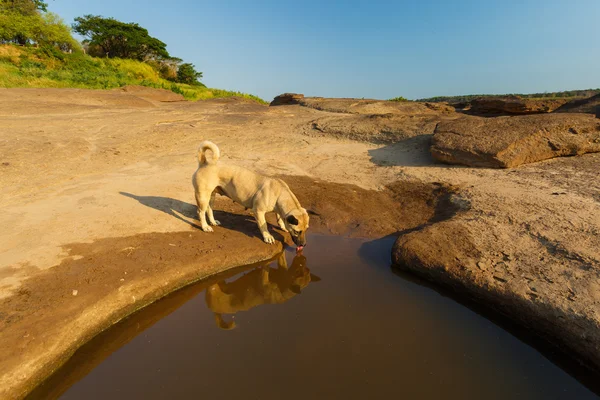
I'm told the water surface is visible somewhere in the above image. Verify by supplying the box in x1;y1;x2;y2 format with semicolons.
31;234;599;399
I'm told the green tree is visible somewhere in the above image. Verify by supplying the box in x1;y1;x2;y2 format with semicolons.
176;62;202;85
0;1;77;50
72;15;170;61
0;0;49;14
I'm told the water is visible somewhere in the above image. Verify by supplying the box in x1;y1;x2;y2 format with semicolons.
31;234;599;399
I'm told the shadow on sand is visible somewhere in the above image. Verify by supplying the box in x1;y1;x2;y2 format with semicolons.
367;134;466;169
119;192;284;242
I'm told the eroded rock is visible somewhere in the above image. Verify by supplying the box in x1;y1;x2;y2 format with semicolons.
270;93;305;106
392;200;600;373
554;94;600;115
431;113;600;168
306;113;443;143
468;96;569;115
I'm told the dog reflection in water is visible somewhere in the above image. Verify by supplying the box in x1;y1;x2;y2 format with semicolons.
205;252;321;330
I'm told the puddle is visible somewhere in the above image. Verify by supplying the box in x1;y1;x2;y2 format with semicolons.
29;234;599;400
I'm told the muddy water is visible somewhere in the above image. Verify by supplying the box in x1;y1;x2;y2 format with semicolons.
31;235;598;400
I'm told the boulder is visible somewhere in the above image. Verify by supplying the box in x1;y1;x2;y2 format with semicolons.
431;113;600;168
270;93;305;106
468;96;569;115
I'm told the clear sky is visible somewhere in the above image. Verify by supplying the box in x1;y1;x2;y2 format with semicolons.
49;0;599;102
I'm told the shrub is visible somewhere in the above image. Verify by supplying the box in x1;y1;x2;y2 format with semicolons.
176;62;202;85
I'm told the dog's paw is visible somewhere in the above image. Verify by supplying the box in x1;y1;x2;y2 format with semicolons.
263;234;275;244
202;225;214;232
210;220;221;226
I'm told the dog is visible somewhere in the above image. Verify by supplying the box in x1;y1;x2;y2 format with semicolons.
205;252;321;329
192;141;309;248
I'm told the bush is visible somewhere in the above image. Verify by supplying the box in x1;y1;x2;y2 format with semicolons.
389;96;408;102
176;62;202;85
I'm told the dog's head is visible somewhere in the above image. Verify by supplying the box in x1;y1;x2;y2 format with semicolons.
288;253;321;294
284;208;309;248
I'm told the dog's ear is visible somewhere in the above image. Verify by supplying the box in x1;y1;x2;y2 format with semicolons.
310;273;322;282
286;215;299;225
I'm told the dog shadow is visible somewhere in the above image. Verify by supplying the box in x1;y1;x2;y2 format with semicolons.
119;192;284;241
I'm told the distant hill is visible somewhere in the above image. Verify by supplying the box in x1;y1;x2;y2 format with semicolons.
417;89;600;104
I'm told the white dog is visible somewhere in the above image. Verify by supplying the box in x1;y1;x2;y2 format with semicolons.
192;141;309;248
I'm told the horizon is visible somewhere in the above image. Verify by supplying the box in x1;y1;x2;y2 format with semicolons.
49;0;600;102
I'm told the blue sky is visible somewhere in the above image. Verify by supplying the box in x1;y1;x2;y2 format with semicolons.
49;0;599;101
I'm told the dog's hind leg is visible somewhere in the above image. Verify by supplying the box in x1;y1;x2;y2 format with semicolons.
254;210;275;244
207;191;221;226
195;191;214;232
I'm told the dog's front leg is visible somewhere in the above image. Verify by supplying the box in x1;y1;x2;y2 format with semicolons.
276;214;288;232
255;210;275;244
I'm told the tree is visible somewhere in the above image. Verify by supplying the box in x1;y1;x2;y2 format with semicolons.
72;15;170;61
0;0;51;45
0;1;77;50
0;0;49;14
176;62;203;85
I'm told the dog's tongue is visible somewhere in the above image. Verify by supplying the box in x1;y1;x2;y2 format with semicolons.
296;245;304;253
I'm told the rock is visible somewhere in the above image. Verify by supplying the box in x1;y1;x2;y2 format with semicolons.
295;97;453;116
269;93;305;106
431;113;600;168
554;94;600;115
297;97;458;143
424;102;456;114
392;181;600;372
468;96;569;115
307;113;446;143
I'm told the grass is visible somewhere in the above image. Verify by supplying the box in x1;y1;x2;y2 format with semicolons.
0;44;267;103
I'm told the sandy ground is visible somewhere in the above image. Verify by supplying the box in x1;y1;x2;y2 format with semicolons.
1;88;599;397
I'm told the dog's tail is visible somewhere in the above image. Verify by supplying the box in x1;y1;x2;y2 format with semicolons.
197;141;220;165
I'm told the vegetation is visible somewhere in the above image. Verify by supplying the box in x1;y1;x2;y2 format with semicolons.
388;96;408;102
417;89;600;104
72;15;206;86
0;2;265;102
73;15;169;61
176;62;203;85
0;45;266;102
0;0;79;51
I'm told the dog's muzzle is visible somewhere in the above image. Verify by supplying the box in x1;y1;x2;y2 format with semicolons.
292;236;306;248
